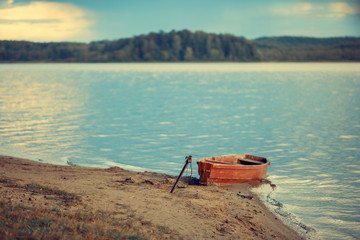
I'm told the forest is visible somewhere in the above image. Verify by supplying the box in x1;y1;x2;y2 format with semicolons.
1;30;359;62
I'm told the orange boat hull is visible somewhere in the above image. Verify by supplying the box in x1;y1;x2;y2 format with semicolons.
197;154;270;186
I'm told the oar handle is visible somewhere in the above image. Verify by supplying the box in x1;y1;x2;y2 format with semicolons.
170;155;192;193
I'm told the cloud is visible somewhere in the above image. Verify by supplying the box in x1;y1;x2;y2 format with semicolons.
0;1;93;41
273;3;313;16
293;3;312;14
273;2;359;18
330;2;357;18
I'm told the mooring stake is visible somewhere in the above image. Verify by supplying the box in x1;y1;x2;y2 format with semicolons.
170;155;192;193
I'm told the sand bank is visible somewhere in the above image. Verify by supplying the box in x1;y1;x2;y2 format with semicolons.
0;155;305;239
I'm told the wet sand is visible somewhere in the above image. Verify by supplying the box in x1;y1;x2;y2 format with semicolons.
0;155;305;239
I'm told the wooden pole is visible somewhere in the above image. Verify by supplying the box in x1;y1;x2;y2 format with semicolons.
170;155;192;193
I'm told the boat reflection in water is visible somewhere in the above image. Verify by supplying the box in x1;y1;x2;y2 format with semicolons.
197;154;270;186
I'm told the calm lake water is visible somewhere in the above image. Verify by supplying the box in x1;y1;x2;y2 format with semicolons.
0;63;359;239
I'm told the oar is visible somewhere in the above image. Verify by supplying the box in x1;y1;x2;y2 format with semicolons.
170;155;192;193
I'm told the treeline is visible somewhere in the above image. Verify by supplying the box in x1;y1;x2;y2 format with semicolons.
1;30;359;62
0;30;259;62
254;36;360;61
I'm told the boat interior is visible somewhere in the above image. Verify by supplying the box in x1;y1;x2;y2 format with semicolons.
203;155;267;165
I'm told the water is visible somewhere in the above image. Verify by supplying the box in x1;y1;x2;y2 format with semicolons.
0;63;359;239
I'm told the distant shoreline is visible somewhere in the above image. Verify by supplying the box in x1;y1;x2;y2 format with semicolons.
2;62;360;74
1;60;360;63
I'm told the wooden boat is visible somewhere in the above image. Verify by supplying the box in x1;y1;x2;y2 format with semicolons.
197;154;270;186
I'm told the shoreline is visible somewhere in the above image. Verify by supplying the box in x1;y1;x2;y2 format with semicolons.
0;155;305;239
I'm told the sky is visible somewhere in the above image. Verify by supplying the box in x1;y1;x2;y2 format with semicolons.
0;0;359;42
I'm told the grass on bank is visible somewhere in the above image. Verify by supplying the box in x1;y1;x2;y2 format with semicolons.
0;177;182;240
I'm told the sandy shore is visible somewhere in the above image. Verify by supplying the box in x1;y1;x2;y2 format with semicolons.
0;155;305;239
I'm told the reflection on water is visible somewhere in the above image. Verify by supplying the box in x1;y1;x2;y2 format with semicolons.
0;71;89;164
0;63;360;239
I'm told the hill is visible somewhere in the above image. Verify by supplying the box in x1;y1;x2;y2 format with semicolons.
0;30;359;62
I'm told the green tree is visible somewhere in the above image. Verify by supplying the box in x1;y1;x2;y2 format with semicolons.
184;46;194;61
